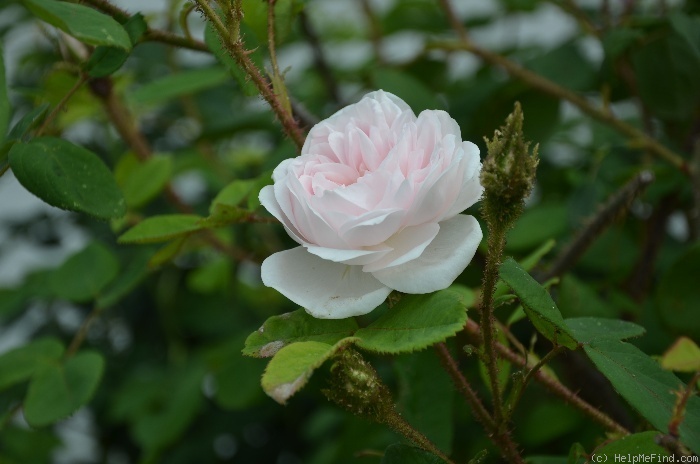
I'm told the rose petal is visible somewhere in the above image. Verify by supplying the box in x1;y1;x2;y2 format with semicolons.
261;247;392;319
362;222;440;272
305;244;390;265
259;185;307;245
339;208;404;248
444;141;483;217
371;214;482;293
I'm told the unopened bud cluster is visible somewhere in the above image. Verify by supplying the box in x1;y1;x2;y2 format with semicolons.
481;102;539;229
323;349;393;422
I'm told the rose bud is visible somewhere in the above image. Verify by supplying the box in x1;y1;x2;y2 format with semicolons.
259;90;483;319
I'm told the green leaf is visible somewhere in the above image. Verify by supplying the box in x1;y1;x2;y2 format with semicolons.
583;339;700;453
499;258;578;349
186;257;231;294
354;290;467;354
558;275;616;319
9;137;126;220
0;338;64;391
448;284;476;308
129;364;205;452
656;244;700;340
565;317;646;344
395;351;454;453
210;179;255;214
519;239;556;271
86;13;147;78
22;0;131;50
118;214;204;244
0;45;9;143
5;103;50;140
24;351;105;427
262;340;352;404
661;337;700;373
241;0;300;44
603;28;644;59
372;69;443;113
50;242;119;302
381;444;444;464
593;431;670;460
128;67;229;105
243;309;359;358
0;426;61;464
518;402;583;446
669;12;700;60
632;29;700;121
526;41;596;92
206;334;265;410
97;249;153;308
506;203;568;252
199;203;251;227
120;155;172;208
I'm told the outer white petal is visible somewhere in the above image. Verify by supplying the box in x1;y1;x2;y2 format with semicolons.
371;215;482;294
443;141;483;218
259;185;307;245
261;247;392;319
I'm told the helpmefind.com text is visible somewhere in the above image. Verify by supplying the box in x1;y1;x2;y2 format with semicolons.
591;455;699;463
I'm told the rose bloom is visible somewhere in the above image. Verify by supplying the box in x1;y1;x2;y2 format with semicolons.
259;90;483;319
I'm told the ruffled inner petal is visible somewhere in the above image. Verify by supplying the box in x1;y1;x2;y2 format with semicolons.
371;215;482;294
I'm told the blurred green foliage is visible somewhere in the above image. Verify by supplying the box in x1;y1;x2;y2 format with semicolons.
0;0;699;463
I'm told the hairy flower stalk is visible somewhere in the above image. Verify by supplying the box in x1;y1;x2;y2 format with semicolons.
479;103;538;440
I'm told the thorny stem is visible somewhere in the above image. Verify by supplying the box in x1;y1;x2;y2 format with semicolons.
508;345;568;414
437;0;468;40
428;38;690;175
669;371;700;439
267;0;282;85
36;74;88;136
465;320;630;436
66;305;102;357
387;412;456;464
540;170;655;282
435;343;525;463
477;228;527;464
435;343;496;430
479;227;508;426
194;0;305;149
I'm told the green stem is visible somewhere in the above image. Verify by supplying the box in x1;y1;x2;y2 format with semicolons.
479;226;508;425
508;345;567;415
194;0;305;149
435;343;496;429
36;73;88;136
385;410;456;464
465;320;630;436
66;305;103;357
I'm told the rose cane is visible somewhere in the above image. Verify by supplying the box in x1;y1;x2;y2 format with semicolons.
259;91;483;318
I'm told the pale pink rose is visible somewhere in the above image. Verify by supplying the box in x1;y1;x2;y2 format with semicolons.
259;90;483;319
